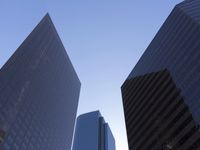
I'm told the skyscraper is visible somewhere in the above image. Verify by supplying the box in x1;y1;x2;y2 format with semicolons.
72;111;115;150
0;14;81;150
122;0;200;150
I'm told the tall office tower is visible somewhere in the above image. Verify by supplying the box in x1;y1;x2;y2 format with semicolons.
72;111;115;150
121;0;200;150
0;14;81;150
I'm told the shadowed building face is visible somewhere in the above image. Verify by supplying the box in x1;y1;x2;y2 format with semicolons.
122;0;200;150
72;111;115;150
122;70;200;150
0;14;81;150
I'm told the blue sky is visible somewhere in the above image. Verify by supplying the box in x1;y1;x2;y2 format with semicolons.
0;0;183;149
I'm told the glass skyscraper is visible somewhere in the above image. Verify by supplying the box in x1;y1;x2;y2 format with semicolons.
0;14;81;150
122;0;200;150
72;111;115;150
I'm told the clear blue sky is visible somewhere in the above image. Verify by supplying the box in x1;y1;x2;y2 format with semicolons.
0;0;183;149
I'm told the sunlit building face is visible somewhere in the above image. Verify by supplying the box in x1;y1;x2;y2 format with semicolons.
0;14;80;150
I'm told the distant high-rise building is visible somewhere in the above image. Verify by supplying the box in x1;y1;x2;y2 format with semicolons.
0;14;81;150
72;111;115;150
122;0;200;150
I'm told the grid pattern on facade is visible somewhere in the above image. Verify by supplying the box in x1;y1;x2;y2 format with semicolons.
122;70;200;150
0;14;80;150
126;0;200;125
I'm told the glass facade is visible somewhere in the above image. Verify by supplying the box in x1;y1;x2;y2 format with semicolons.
72;111;115;150
122;70;200;150
0;14;81;150
122;0;200;149
104;123;116;150
127;0;200;126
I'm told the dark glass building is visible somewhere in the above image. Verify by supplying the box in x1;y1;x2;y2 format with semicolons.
121;0;200;150
0;14;81;150
72;111;115;150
